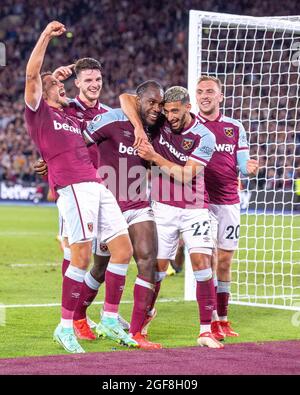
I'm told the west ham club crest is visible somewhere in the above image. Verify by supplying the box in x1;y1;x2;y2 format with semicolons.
182;138;194;150
87;222;93;232
224;127;234;138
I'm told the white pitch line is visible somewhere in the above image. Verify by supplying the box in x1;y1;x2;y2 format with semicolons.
2;298;183;309
10;263;60;268
0;231;55;236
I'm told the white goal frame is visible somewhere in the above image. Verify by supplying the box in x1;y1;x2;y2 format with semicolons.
185;10;300;311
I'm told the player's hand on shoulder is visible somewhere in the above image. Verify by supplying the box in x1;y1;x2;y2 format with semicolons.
53;64;74;81
43;21;66;38
247;158;259;176
133;125;148;149
137;140;155;161
33;158;48;176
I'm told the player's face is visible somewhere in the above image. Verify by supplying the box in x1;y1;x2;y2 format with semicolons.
138;88;164;126
196;80;223;116
164;101;192;133
75;69;102;102
42;75;68;107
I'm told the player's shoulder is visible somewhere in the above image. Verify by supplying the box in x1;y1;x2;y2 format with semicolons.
189;117;215;138
102;108;128;122
221;115;244;130
89;108;128;127
25;97;50;118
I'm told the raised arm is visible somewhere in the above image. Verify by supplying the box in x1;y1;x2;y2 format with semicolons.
25;21;66;110
119;93;148;147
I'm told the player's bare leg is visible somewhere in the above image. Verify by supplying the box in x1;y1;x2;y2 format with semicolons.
190;252;224;349
170;238;185;273
128;221;162;350
96;234;138;347
216;248;239;337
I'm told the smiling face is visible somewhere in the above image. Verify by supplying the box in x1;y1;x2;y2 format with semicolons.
75;69;103;103
196;79;223;118
138;87;164;126
42;74;68;108
163;101;192;133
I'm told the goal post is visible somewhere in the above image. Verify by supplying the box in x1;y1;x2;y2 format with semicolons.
185;10;300;310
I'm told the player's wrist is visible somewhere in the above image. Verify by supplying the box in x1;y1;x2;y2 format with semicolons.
152;152;162;164
41;31;52;41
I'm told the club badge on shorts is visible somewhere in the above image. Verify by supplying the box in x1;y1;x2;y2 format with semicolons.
224;127;234;138
182;138;194;150
87;222;93;232
100;243;108;252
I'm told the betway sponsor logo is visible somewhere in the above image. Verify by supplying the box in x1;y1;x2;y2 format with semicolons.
159;135;188;162
53;120;81;135
215;143;235;155
119;142;138;155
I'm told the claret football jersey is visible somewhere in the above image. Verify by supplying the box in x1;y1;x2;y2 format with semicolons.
65;96;111;169
25;98;99;193
197;113;249;205
150;114;216;209
84;108;150;212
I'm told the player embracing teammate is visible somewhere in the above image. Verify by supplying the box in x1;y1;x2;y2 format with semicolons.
121;79;258;346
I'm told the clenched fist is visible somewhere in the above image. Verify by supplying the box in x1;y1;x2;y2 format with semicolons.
43;21;66;38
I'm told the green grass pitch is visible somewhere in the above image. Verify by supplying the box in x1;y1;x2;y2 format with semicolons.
0;205;299;358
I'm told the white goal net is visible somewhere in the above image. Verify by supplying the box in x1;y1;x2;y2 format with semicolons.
186;10;300;310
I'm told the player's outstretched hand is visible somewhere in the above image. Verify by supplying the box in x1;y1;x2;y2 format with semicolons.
247;159;259;176
33;159;48;176
133;125;148;149
137;140;155;161
43;21;66;38
53;64;75;81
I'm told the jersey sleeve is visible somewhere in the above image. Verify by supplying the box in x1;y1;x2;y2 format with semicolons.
237;122;249;151
237;150;250;176
83;108;127;144
189;125;216;166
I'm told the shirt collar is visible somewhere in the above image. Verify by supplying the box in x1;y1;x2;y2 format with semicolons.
198;112;223;123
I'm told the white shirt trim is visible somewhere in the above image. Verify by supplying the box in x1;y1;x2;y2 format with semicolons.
25;96;42;112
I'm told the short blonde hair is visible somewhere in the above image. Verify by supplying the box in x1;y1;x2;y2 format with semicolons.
197;75;222;91
164;86;190;104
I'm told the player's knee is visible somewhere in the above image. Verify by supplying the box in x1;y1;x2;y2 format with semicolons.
137;258;156;279
135;246;157;274
190;251;212;271
217;252;232;272
108;234;133;263
111;245;133;264
70;241;93;269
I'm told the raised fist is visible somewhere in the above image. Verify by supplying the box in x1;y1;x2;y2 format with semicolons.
43;21;66;38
